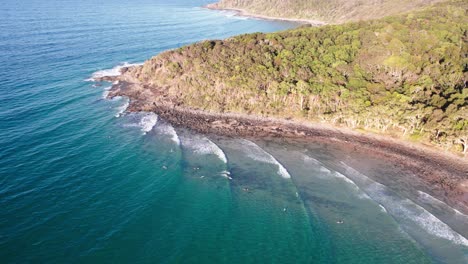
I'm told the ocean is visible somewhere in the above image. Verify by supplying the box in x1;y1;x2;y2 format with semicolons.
0;0;467;263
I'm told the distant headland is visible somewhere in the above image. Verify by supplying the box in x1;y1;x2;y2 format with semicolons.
206;0;445;24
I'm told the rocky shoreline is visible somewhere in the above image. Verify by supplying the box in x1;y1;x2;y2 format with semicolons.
96;69;468;213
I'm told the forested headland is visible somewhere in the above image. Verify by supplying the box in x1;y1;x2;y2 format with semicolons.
123;0;467;154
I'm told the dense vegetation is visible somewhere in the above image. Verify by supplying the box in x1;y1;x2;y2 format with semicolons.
211;0;444;24
130;0;467;154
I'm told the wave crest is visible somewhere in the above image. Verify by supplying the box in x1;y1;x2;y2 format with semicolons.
181;134;227;164
122;112;158;134
239;140;291;179
139;113;158;134
115;98;129;117
341;162;468;246
154;123;181;146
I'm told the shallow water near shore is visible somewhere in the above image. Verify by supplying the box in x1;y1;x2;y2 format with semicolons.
0;0;467;263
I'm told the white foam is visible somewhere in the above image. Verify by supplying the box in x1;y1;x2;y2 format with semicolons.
181;135;227;163
218;10;249;20
87;62;143;81
379;204;388;213
231;16;248;20
319;167;331;174
122;113;158;134
417;190;445;205
115;99;129;117
219;10;237;17
454;209;467;217
239;140;291;179
333;171;359;187
139;113;158;134
333;171;372;200
155;123;180;146
398;196;468;246
341;162;468;246
110;95;122;101
303;155;319;163
102;90;110;99
220;170;233;180
417;190;468;221
303;155;361;191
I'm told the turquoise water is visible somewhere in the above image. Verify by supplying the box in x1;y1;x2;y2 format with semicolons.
0;0;467;263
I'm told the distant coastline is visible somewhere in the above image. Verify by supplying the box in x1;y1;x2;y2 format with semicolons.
205;3;327;26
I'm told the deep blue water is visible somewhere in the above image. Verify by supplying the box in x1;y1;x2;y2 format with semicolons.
0;0;467;263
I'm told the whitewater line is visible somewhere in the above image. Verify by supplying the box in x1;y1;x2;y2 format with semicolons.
121;112;158;135
302;155;372;201
115;98;129;117
139;113;158;134
417;190;468;219
86;62;143;82
239;139;291;179
155;122;181;146
341;162;468;247
180;134;228;164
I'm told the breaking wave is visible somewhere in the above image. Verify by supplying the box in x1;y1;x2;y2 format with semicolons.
417;190;446;205
341;162;468;246
122;112;158;134
416;190;468;225
115;98;129;117
303;155;362;192
417;191;467;215
379;204;388;213
87;62;143;81
102;90;110;99
154;123;180;146
181;134;227;164
139;113;158;134
239;140;291;179
98;86;112;99
217;10;249;20
333;171;360;188
220;170;233;180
